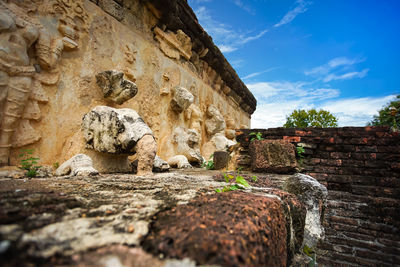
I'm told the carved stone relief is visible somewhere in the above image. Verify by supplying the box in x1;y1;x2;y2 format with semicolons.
154;27;192;60
96;70;138;105
170;86;194;113
0;0;88;165
160;67;180;96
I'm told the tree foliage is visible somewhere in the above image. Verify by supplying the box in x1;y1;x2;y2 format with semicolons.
284;109;338;128
369;95;400;129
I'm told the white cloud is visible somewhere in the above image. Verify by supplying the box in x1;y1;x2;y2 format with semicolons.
321;95;396;126
249;79;396;128
274;0;311;28
305;57;368;83
218;45;237;53
242;67;278;80
230;59;245;69
323;68;369;82
248;81;340;128
194;6;267;53
232;0;255;15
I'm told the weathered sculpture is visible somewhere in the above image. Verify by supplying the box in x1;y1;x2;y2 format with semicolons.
172;126;203;165
170;86;194;113
82;106;157;175
0;9;40;166
205;105;226;136
96;70;138;105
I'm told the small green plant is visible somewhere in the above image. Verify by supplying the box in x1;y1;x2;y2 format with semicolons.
202;154;214;170
249;132;264;141
296;145;306;165
53;162;59;170
215;170;250;193
303;245;316;267
251;175;258;182
296;146;305;158
19;149;41;178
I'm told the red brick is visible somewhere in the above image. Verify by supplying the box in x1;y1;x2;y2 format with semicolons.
282;136;301;142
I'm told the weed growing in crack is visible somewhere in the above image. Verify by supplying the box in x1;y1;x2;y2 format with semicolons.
249;131;264;141
202;154;214;170
215;168;251;193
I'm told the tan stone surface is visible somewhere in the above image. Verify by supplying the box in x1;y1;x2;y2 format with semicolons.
2;0;252;169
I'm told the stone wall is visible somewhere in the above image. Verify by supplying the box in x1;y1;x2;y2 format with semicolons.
0;0;255;167
236;127;400;266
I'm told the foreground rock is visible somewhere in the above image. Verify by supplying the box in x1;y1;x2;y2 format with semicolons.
285;173;328;248
0;171;325;266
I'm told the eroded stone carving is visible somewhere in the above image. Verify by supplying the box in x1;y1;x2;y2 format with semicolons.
0;0;89;165
172;126;202;164
205;105;226;136
167;155;192;169
82;106;156;175
0;8;39;165
55;154;98;176
225;118;236;140
170;86;194;113
184;104;202;135
154;27;192;60
202;133;236;160
160;67;180;96
96;70;138;104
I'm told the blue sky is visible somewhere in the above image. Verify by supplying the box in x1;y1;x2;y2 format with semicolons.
188;0;400;128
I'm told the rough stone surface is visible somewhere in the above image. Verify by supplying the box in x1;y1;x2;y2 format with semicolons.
172;127;202;164
167;155;192;169
55;154;98;176
0;171;325;266
213;151;229;170
250;140;297;173
96;70;138;105
285;173;328;248
0;172;223;263
143;191;287;267
82;106;153;154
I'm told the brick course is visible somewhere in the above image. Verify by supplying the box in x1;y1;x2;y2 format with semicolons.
236;127;400;266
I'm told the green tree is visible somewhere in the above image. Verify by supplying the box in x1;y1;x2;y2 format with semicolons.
284;109;338;128
369;95;400;129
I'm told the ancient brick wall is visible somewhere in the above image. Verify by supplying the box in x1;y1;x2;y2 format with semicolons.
236;127;400;266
